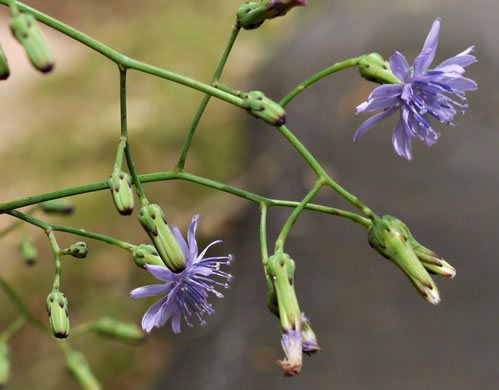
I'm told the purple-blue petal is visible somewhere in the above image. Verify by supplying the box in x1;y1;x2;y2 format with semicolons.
436;46;476;69
188;215;200;261
144;264;177;283
171;224;189;259
389;51;411;82
413;17;441;76
195;240;223;264
130;283;172;299
354;106;398;142
141;297;168;333
171;309;182;334
392;114;413;160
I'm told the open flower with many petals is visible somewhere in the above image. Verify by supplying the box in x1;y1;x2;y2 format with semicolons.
355;17;477;160
131;215;233;333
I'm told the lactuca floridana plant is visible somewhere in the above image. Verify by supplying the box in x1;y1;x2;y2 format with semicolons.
131;215;233;333
355;17;477;160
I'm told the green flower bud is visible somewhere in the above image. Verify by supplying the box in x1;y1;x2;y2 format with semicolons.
301;314;320;355
358;53;402;84
46;291;70;338
94;317;145;343
62;242;89;259
241;91;286;126
138;204;186;272
0;43;10;80
236;0;307;30
66;350;102;390
368;216;441;305
20;234;37;266
131;244;165;268
41;198;74;215
108;169;134;215
0;341;9;387
9;13;55;73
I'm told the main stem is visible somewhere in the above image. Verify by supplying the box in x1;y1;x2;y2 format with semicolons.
176;25;240;171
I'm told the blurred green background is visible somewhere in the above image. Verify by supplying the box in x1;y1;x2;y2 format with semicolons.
1;1;498;390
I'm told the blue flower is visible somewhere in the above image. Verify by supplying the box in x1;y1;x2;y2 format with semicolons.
355;17;477;160
130;215;233;333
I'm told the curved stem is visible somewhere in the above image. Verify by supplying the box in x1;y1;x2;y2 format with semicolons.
0;205;40;238
280;57;360;107
176;25;241;171
275;180;324;250
0;1;246;110
259;203;269;266
0;317;26;343
46;229;62;290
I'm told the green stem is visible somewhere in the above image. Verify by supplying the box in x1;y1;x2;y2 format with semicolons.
113;136;127;171
0;205;39;238
46;229;62;291
0;172;371;227
119;68;148;206
280;57;360;107
7;0;18;15
176;25;240;171
275;180;324;250
277;125;376;219
0;317;26;343
6;210;134;250
259;203;269;266
0;276;47;331
68;322;95;339
0;1;246;109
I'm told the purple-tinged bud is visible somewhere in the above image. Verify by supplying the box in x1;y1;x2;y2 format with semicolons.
131;244;165;268
9;13;54;73
65;350;102;390
301;314;320;355
41;199;74;215
241;91;286;126
108;169;134;215
0;43;9;80
46;291;70;338
368;216;441;305
237;1;307;30
279;329;302;376
358;53;402;85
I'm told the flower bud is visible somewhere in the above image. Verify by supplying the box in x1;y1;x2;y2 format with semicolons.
236;0;307;30
0;341;9;387
301;314;320;355
94;317;145;343
65;350;102;390
9;13;55;73
131;244;165;268
20;234;37;266
138;204;186;272
368;216;441;305
108;169;134;215
0;43;9;80
241;91;286;126
41;198;74;215
63;242;89;259
358;53;401;84
46;291;70;338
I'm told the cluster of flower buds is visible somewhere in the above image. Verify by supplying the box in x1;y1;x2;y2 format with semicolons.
46;290;70;338
241;91;286;126
267;252;319;376
9;12;54;73
65;350;101;390
108;169;135;215
368;215;455;305
0;341;9;387
93;317;145;343
19;234;37;266
131;243;165;268
0;43;9;80
138;204;186;272
61;242;89;259
41;198;74;215
358;53;401;85
237;0;307;30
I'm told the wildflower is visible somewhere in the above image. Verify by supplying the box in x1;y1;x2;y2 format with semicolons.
355;17;477;159
131;215;233;333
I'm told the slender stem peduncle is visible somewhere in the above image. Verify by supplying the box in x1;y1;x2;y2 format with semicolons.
280;57;360;107
275;180;324;250
0;317;26;343
259;203;269;266
46;229;62;291
176;25;241;171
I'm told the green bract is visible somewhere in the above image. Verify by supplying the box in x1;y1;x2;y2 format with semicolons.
108;170;134;216
358;53;401;84
131;244;165;268
46;291;70;338
241;91;286;126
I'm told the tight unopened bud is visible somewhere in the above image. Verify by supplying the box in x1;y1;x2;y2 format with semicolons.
94;317;145;343
0;43;9;80
131;244;165;268
0;341;9;387
46;291;70;338
62;242;89;259
301;314;320;355
20;234;37;266
41;199;74;215
9;13;54;73
241;91;286;126
66;350;102;390
368;216;441;305
358;53;402;84
237;0;307;30
108;169;134;215
138;204;186;272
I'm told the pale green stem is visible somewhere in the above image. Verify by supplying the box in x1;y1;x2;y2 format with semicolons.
46;229;62;291
113;136;127;171
259;203;269;267
0;317;26;343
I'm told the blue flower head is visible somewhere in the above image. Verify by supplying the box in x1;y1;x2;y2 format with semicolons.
355;18;477;160
131;215;233;333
